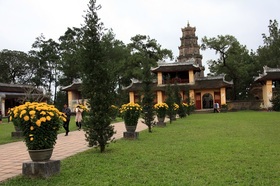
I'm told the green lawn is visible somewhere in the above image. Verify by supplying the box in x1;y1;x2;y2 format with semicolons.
1;111;280;185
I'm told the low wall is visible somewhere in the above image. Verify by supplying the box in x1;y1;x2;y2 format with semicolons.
227;100;262;111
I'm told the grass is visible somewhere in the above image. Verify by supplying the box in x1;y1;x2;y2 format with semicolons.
0;116;123;145
1;111;280;185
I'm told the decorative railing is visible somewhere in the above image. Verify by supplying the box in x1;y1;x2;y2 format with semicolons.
162;78;189;84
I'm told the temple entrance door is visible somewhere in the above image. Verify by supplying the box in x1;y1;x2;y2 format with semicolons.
195;93;201;109
202;93;213;109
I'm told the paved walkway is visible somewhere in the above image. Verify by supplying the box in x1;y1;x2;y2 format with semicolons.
0;121;148;182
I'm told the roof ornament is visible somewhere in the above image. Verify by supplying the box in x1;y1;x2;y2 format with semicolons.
187;21;190;27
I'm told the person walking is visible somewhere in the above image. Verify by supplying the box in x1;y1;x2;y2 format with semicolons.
75;105;83;130
62;103;71;136
214;102;220;113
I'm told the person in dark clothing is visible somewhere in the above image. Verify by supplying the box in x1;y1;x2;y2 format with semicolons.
0;109;2;124
62;103;71;136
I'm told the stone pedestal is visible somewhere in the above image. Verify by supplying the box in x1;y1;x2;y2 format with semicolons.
22;160;60;178
123;132;139;139
156;121;166;127
11;131;23;138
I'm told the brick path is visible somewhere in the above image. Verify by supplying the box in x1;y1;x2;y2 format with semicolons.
0;121;148;182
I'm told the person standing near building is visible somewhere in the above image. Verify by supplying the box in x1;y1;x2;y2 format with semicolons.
75;105;83;130
214;102;220;113
62;104;71;136
0;109;2;124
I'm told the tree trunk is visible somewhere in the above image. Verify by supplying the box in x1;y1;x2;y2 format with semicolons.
100;145;105;153
148;125;152;133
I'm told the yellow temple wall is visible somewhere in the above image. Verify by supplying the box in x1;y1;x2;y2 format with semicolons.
189;90;195;103
67;91;73;110
220;88;226;105
129;92;135;103
189;70;194;84
157;72;162;85
157;91;163;103
262;80;273;108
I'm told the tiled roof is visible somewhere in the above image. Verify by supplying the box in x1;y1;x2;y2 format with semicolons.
61;81;82;91
191;77;233;90
0;83;42;93
124;75;233;92
151;60;201;73
254;66;280;82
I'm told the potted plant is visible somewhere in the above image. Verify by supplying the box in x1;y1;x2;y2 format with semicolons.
154;102;169;125
120;103;142;132
171;103;179;120
9;102;66;161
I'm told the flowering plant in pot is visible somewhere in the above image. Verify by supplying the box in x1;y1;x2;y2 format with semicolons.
170;103;179;120
120;103;142;132
154;103;169;118
9;102;66;161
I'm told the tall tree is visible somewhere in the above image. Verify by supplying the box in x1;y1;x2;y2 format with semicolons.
257;20;280;69
58;27;83;86
0;49;36;84
127;35;173;132
100;29;131;106
80;0;115;153
29;34;60;100
201;35;255;100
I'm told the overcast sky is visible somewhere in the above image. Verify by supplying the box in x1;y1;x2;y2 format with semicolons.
1;0;279;73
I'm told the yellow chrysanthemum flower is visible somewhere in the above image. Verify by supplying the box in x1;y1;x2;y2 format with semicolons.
30;126;34;131
36;120;41;127
23;115;30;121
40;111;46;115
40;117;46;122
20;110;27;117
29;110;36;115
46;116;51;121
30;137;34;141
13;110;18;115
61;116;67;122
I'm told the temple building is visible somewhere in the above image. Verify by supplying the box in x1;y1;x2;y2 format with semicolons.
125;23;233;110
0;83;45;116
61;80;83;111
253;66;280;109
62;23;280;111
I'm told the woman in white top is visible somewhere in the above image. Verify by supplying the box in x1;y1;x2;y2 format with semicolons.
75;106;83;130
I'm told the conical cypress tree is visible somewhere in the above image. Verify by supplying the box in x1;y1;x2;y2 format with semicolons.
79;0;115;153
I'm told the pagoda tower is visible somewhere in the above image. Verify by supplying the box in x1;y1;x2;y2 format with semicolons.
177;22;204;77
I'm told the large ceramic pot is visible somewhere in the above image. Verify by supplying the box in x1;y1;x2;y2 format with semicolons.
157;117;165;123
157;116;166;127
171;115;176;121
28;148;54;162
125;125;137;132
